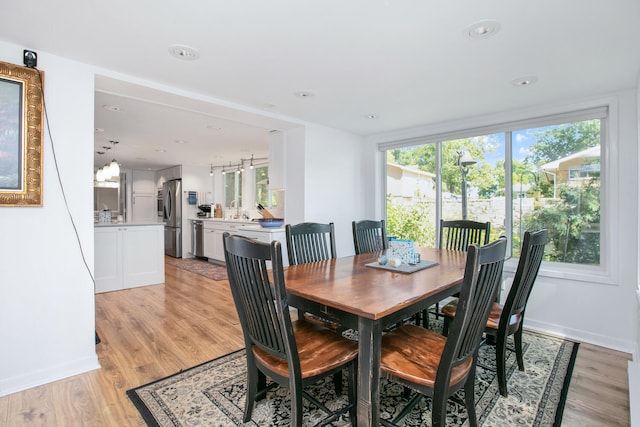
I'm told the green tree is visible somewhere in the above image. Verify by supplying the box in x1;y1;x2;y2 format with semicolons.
525;120;600;165
523;179;600;264
387;137;501;197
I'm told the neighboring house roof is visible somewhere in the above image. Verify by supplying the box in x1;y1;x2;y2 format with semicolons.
387;162;436;178
539;145;600;171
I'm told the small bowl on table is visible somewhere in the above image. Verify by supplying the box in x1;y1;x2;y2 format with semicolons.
258;218;284;228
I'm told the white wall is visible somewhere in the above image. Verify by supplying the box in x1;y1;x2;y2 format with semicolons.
283;124;365;257
630;71;640;427
366;91;640;356
0;42;99;395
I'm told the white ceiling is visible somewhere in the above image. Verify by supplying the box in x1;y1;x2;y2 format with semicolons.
1;1;639;171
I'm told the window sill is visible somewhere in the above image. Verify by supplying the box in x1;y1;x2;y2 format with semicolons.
503;258;616;285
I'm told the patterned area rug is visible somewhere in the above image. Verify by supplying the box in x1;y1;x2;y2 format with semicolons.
127;329;578;426
165;257;227;281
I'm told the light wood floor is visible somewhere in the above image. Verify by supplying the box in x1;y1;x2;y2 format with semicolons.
0;259;632;426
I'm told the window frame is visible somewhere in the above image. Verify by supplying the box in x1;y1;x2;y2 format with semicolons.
223;170;243;209
377;100;618;286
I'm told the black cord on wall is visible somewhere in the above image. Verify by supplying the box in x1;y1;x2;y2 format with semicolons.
32;64;97;288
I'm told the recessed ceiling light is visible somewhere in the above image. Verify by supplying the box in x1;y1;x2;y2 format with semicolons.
95;127;104;133
511;76;538;87
102;105;121;112
168;44;200;61
365;114;379;120
294;90;315;98
465;20;501;40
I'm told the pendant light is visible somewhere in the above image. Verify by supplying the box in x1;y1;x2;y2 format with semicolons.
95;151;106;182
108;140;120;177
100;146;113;179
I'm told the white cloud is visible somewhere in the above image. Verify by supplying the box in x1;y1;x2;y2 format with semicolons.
515;133;527;143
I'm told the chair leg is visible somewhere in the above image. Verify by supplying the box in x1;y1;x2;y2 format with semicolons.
244;359;259;422
333;372;343;395
348;363;357;426
495;331;508;397
464;369;478;427
431;391;448;427
290;377;303;427
514;325;525;371
442;316;451;337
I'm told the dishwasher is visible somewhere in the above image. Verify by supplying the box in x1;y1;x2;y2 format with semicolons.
191;220;205;258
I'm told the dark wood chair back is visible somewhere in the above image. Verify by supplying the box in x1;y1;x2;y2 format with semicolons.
426;219;492;328
223;233;295;364
441;236;507;381
285;222;336;265
352;219;388;254
503;229;547;328
439;219;491;251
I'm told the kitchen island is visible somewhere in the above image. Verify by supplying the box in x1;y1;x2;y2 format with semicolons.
94;222;164;293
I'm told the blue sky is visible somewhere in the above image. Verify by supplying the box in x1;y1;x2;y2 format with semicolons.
481;126;556;166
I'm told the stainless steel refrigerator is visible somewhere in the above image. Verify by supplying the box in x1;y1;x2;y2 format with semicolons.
163;179;182;257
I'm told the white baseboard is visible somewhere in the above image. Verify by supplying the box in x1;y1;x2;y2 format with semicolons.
0;356;100;397
524;318;635;355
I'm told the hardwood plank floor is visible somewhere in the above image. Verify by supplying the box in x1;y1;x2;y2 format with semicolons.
0;259;632;426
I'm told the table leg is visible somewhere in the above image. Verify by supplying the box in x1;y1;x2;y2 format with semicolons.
357;317;383;427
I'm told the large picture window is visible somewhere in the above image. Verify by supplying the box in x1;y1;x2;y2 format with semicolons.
224;171;242;210
254;165;269;207
383;109;605;268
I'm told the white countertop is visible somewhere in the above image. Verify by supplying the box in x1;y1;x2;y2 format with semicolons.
95;221;165;227
190;218;285;232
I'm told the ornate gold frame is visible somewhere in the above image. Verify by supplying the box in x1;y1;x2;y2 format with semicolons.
0;61;44;206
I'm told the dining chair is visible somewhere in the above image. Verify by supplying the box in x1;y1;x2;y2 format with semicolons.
439;219;491;251
284;221;344;391
352;219;388;254
223;233;358;426
441;229;548;397
423;219;492;328
286;222;337;265
379;237;506;427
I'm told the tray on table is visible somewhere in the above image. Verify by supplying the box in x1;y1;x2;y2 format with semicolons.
365;259;439;274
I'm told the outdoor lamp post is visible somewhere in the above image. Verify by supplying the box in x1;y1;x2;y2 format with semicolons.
518;170;540;242
457;149;477;220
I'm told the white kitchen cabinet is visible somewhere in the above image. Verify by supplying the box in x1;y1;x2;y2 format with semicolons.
132;170;157;222
132;193;156;222
95;224;164;293
95;226;123;292
132;170;156;194
156;165;182;189
200;220;288;265
203;225;224;261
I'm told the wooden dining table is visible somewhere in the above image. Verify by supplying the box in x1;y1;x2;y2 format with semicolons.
283;247;468;427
